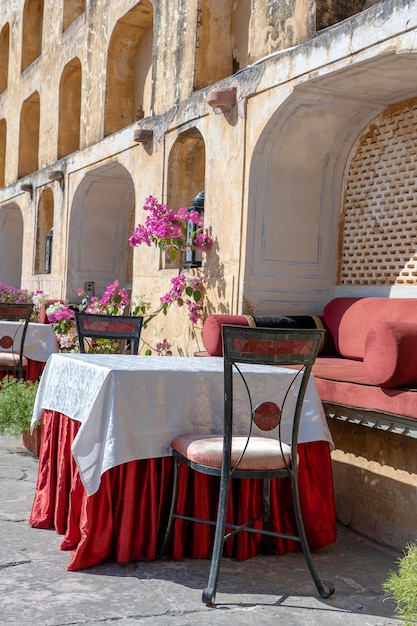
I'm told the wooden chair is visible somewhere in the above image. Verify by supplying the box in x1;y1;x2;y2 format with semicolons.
0;303;34;379
74;311;143;354
160;324;335;606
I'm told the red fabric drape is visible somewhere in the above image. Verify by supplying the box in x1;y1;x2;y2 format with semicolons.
30;410;337;571
0;359;44;382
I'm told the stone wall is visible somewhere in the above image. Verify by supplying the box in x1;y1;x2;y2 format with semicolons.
329;419;416;551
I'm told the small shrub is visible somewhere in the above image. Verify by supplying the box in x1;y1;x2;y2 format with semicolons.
383;542;417;625
0;375;39;437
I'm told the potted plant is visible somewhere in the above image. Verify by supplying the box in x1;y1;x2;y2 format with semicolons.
383;542;417;625
0;375;40;455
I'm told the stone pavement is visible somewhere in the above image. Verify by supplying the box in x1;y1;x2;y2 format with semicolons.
0;434;402;626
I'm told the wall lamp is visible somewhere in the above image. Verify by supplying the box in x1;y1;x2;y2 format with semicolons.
49;170;65;191
207;87;237;110
134;129;153;144
20;183;33;200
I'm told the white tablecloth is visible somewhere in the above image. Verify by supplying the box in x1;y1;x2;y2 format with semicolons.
32;353;333;495
0;321;59;362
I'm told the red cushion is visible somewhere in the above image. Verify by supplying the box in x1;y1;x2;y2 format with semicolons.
323;297;417;360
363;321;417;388
313;357;417;420
202;315;250;356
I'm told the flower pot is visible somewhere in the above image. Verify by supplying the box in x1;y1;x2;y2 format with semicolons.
22;424;41;456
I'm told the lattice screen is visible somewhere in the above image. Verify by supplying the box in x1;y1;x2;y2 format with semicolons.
340;97;417;285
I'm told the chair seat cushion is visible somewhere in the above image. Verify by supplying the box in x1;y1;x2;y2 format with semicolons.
171;434;291;471
0;351;28;367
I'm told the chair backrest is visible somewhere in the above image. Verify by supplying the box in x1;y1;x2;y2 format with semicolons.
221;324;325;466
0;303;34;376
0;302;34;323
74;311;143;354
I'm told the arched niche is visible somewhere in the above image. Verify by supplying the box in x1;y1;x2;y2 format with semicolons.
231;0;251;71
67;162;135;302
0;23;9;93
35;187;54;275
167;128;205;211
165;128;206;269
18;91;40;178
194;0;251;90
104;1;153;136
63;0;85;31
0;203;24;286
244;52;417;315
58;57;82;158
0;118;6;187
21;0;44;72
316;0;376;31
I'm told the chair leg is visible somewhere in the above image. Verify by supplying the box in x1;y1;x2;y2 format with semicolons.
202;468;231;606
158;457;179;558
291;475;335;599
261;478;274;555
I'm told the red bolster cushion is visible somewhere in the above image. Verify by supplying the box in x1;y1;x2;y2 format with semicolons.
202;315;251;356
363;321;417;387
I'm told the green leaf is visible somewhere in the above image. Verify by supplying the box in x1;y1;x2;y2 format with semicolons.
193;290;202;302
185;286;193;297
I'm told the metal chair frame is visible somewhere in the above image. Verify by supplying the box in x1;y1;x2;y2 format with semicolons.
74;311;143;355
0;302;34;379
160;324;335;606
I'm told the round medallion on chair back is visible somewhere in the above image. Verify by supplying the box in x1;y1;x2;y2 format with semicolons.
0;336;13;349
253;401;281;431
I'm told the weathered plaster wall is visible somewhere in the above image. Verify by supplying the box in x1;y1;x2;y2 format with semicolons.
250;0;315;62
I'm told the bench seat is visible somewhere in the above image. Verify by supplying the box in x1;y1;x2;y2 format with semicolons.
313;357;417;438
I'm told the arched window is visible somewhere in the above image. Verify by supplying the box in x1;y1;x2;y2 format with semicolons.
0;23;10;93
104;1;153;136
21;0;44;72
58;58;82;158
18;91;40;178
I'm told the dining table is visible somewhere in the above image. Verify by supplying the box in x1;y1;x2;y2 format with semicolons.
29;353;337;571
0;320;59;380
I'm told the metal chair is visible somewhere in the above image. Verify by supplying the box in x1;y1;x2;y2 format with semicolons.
160;324;335;606
74;311;143;354
0;302;34;379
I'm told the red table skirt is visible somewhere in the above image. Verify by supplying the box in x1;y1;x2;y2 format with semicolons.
29;410;337;571
0;359;45;382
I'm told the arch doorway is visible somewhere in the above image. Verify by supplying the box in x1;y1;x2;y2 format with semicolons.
67;162;134;302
